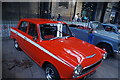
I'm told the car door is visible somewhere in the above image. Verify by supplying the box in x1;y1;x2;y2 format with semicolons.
24;22;42;62
70;27;89;42
17;21;29;51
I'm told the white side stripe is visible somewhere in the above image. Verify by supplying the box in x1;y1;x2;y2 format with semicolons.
10;28;70;67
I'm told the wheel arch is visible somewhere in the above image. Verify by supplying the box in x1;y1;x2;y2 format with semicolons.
96;42;113;52
42;61;60;71
41;60;69;78
42;61;61;77
42;61;52;69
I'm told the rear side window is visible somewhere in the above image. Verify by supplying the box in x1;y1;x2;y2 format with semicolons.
18;21;28;33
105;26;113;31
28;23;38;38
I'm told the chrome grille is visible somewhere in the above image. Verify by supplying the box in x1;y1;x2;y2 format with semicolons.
81;60;102;75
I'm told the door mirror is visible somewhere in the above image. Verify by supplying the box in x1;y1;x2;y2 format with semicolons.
33;36;37;42
72;33;75;37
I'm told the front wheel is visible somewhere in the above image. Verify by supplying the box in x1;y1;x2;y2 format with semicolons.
97;44;113;57
14;39;22;51
45;64;60;80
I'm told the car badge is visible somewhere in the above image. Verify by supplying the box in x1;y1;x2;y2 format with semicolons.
86;54;96;59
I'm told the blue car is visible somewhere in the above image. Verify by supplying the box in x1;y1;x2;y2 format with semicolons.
64;21;120;57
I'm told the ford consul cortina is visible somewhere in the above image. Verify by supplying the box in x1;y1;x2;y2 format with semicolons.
65;21;120;56
10;18;107;80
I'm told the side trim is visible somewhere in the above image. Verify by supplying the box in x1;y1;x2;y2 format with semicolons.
10;28;70;67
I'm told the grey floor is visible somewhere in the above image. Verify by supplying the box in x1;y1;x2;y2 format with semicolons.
2;37;120;79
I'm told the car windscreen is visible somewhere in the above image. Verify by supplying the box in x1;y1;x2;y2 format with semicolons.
39;23;73;40
90;22;104;30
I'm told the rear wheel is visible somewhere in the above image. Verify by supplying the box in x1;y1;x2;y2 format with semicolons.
14;39;22;51
97;44;113;57
44;64;60;80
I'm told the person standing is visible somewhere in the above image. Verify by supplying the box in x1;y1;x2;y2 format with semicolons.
57;14;62;21
77;16;82;22
88;29;96;44
74;13;79;22
43;10;48;19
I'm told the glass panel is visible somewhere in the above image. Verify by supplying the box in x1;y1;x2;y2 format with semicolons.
28;23;38;38
18;21;28;33
40;23;72;40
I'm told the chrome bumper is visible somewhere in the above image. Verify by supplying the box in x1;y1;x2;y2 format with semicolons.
114;50;120;54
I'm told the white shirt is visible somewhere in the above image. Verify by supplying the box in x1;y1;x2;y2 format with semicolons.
74;15;78;21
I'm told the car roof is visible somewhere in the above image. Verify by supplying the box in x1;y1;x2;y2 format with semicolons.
20;18;66;24
102;23;119;28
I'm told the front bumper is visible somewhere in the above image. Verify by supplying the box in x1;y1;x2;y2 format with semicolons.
114;50;120;54
73;59;103;79
73;64;101;79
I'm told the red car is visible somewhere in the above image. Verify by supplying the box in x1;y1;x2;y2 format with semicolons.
10;18;107;80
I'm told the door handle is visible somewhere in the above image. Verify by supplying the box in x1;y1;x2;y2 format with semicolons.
16;32;18;35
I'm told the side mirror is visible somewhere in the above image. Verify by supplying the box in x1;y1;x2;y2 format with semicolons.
33;36;37;42
72;33;75;37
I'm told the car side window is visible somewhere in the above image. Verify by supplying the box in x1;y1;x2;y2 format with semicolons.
40;24;57;40
112;28;116;32
18;21;28;33
62;24;71;36
28;23;38;38
105;26;112;31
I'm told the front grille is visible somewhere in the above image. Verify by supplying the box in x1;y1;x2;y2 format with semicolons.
81;60;102;75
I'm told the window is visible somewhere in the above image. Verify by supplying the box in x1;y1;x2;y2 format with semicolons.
110;27;115;32
59;2;68;9
62;24;71;36
28;23;38;38
40;24;57;40
18;21;28;32
105;26;112;31
40;23;72;40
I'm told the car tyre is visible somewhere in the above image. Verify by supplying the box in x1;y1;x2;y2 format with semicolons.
14;39;22;51
45;64;60;80
97;44;113;57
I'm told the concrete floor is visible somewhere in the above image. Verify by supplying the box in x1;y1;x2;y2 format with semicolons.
2;37;120;79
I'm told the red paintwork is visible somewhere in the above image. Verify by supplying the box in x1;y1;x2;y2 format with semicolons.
10;18;106;79
44;35;55;39
69;24;91;30
74;27;90;30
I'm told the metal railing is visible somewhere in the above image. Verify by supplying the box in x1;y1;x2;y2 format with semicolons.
2;21;19;37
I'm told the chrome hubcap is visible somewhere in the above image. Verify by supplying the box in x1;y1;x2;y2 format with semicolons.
46;67;55;80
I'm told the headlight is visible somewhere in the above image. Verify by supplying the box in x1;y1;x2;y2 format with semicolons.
73;64;82;78
103;53;107;59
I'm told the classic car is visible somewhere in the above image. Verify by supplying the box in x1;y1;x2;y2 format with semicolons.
64;21;120;56
102;23;120;34
10;18;106;80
